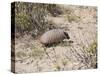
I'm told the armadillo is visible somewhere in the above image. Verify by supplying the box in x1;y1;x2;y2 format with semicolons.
40;29;70;45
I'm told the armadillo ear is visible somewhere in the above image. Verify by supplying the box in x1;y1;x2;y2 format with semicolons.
64;32;70;39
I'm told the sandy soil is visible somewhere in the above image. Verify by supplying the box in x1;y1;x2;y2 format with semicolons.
13;5;97;73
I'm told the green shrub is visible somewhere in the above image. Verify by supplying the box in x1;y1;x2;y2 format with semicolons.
14;2;62;37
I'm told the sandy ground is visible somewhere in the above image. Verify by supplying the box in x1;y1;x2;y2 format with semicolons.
13;5;97;73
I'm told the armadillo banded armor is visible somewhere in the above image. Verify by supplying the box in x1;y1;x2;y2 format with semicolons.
40;29;70;45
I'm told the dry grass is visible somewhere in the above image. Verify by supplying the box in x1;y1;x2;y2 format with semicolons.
12;2;97;73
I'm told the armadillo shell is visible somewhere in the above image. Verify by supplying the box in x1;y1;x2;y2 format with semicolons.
40;29;66;45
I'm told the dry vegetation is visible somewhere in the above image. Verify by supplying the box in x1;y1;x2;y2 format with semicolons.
11;2;97;73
